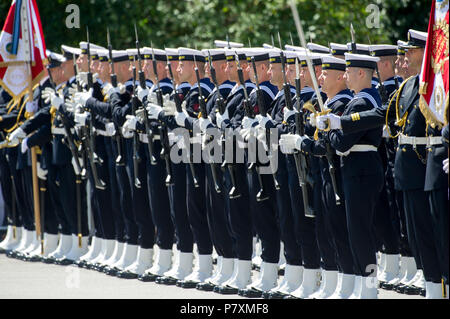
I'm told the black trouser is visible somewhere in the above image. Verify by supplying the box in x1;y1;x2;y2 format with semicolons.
58;163;89;236
248;168;280;264
224;162;253;260
286;155;320;269
46;164;71;235
19;165;36;231
374;185;401;254
276;155;302;266
403;189;441;283
428;188;449;285
0;150;15;226
344;172;383;277
167;161;192;252
205;161;235;259
186;161;213;254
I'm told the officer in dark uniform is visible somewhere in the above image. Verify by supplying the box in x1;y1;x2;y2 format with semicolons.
316;30;444;299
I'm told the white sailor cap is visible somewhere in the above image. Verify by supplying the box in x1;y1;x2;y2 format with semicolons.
397;40;407;55
61;45;81;60
111;50;129;63
46;49;67;68
203;48;227;62
344;52;380;69
297;51;324;67
165;48;179;61
284;50;298;65
307;43;330;54
141;47;167;61
90;49;100;60
79;42;106;54
126;49;139;61
330;43;348;56
346;43;370;55
96;49;109;62
245;48;270;62
284;45;305;52
225;48;247;62
369;44;398;57
401;29;427;49
214;40;244;48
263;43;278;49
321;55;346;71
268;48;283;63
178;47;206;62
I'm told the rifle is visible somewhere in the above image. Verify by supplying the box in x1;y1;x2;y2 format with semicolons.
82;27;106;190
250;55;280;191
150;43;173;186
107;27;125;167
279;42;315;216
208;50;240;199
131;60;142;188
134;24;157;166
237;54;268;202
193;53;221;193
47;67;84;247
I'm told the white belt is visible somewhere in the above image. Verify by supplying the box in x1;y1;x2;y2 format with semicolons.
398;134;442;147
96;129;114;137
190;136;202;144
336;144;377;156
139;133;160;144
51;127;74;136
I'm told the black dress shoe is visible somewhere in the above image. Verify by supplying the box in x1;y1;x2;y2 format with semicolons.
268;291;289;299
42;256;56;264
381;282;395;290
217;285;240;294
138;273;160;282
261;291;271;299
57;258;75;266
395;283;407;293
156;276;178;285
105;267;120;276
27;255;43;262
75;260;87;268
116;271;138;279
419;288;426;297
178;280;200;289
240;287;263;298
0;247;6;254
196;282;216;291
6;251;17;258
404;285;421;295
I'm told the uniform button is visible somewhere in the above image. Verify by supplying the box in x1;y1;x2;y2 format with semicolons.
400;105;403;109
402;148;406;152
407;120;410;124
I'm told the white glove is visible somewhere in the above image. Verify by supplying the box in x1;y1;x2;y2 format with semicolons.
123;115;138;132
198;117;212;133
309;112;317;127
162;99;177;116
68;83;79;97
25;101;38;114
105;122;116;136
121;127;134;139
74;112;90;126
137;86;150;102
36;162;48;180
443;158;449;174
42;88;64;110
76;72;98;86
42;87;56;103
21;138;29;153
148;92;158;104
283;108;298;123
216;109;229;128
317;113;341;130
74;89;93;107
242;116;258;130
102;83;126;100
257;115;272;129
146;103;163;120
382;125;389;138
175;111;188;127
239;127;255;141
8;127;26;145
279;134;304;154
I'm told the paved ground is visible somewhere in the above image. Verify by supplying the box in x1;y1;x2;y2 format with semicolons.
0;254;424;299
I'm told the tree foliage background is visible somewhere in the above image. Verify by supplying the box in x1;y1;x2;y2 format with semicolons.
1;0;431;52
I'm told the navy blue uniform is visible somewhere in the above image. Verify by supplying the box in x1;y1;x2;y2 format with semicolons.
301;89;355;274
327;87;384;278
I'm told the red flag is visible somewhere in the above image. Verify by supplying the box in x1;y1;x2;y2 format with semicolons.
419;0;449;127
0;0;47;101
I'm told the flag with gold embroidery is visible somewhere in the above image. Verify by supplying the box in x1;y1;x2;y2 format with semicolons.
0;0;47;102
419;0;449;126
